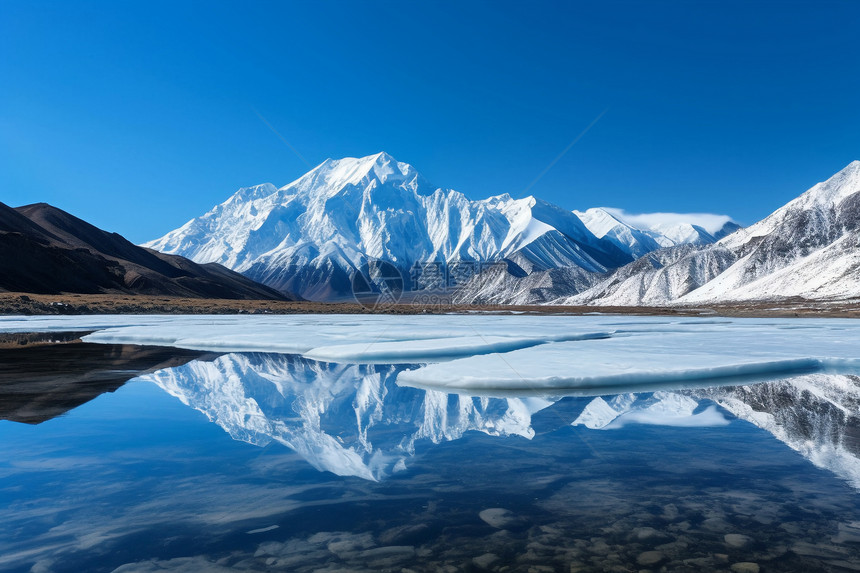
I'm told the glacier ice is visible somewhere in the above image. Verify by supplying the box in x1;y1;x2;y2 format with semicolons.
391;318;860;395
302;331;611;364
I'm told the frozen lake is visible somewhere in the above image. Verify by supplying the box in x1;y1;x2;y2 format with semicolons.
2;314;860;572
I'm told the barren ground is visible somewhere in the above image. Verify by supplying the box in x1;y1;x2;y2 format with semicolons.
1;291;860;318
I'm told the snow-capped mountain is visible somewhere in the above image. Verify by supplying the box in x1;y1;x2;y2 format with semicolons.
559;160;860;305
145;152;635;300
573;208;665;258
462;160;860;306
147;149;860;307
573;207;740;258
678;160;860;303
545;243;738;307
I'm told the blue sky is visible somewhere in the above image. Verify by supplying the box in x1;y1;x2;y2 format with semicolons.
2;0;859;243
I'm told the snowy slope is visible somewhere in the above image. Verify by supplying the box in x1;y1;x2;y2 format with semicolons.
555;244;738;306
554;160;860;306
453;262;601;305
458;207;740;304
145;152;631;300
456;240;735;306
573;208;664;257
573;207;736;257
677;160;860;303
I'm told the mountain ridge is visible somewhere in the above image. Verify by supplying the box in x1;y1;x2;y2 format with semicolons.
553;160;860;305
146;152;731;301
0;201;294;300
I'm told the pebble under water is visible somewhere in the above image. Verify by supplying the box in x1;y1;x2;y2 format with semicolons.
2;348;860;573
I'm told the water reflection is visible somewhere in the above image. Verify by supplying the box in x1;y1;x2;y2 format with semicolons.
699;375;860;489
5;351;860;572
0;338;208;424
575;377;860;489
140;353;860;490
139;353;552;481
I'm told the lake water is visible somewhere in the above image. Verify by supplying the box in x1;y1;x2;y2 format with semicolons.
2;318;860;572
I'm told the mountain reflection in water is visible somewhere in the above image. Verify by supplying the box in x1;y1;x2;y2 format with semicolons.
139;353;552;481
139;352;860;489
5;349;860;573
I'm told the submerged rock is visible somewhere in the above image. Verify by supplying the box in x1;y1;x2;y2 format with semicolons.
833;521;860;544
630;526;669;541
636;550;665;566
724;533;753;548
472;553;499;568
479;508;525;529
701;517;731;532
730;562;760;573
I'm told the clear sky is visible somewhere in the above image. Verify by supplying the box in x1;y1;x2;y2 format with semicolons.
2;0;859;243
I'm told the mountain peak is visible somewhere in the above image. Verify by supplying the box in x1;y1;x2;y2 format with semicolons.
573;208;628;233
145;151;637;299
334;151;400;168
230;183;278;203
358;150;406;172
826;159;860;183
362;151;407;179
301;152;427;196
791;159;860;209
371;150;396;163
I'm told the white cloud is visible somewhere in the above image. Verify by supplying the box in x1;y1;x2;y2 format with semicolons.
602;208;736;235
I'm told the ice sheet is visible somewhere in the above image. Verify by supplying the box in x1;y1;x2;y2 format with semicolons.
394;321;860;395
3;314;860;396
0;314;615;355
303;332;611;363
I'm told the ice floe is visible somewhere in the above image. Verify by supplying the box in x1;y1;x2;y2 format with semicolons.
395;323;860;395
2;314;860;396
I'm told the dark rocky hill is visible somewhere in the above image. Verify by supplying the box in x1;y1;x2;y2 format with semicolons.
0;202;296;300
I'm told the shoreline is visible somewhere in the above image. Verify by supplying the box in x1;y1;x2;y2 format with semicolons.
1;291;859;319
